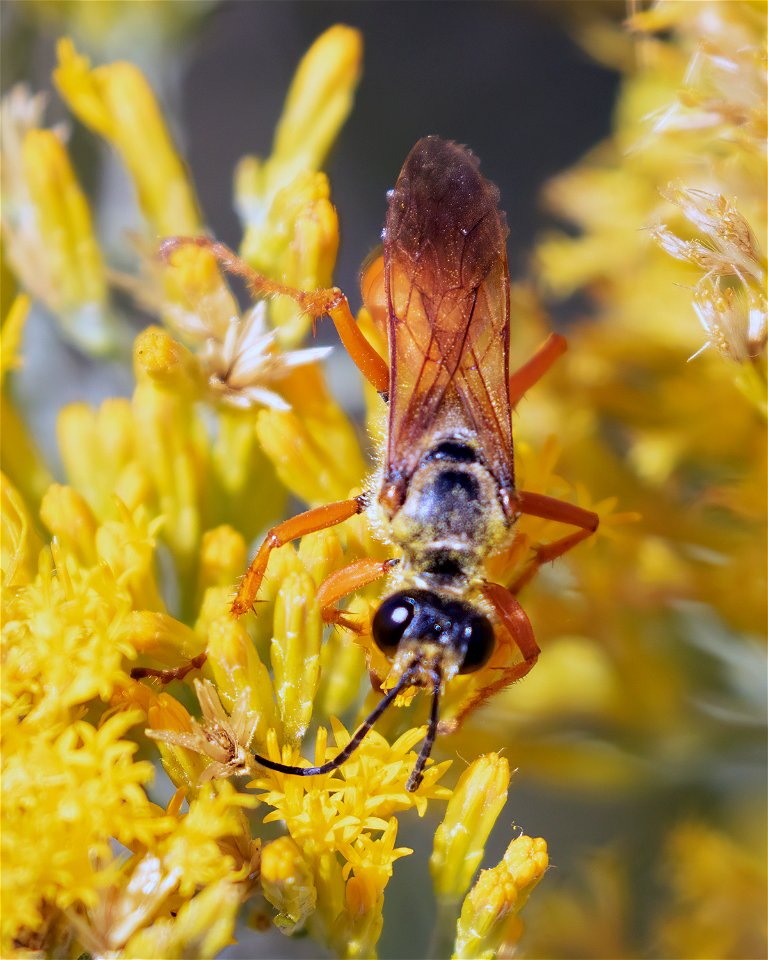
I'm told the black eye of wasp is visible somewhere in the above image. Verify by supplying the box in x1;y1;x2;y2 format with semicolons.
459;613;495;673
372;592;416;653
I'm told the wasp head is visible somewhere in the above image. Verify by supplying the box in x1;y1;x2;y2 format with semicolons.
372;588;494;681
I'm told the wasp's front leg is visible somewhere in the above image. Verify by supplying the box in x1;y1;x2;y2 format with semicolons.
438;581;540;734
315;557;399;631
130;652;208;684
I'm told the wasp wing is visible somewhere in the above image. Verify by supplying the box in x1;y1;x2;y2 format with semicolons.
382;137;514;507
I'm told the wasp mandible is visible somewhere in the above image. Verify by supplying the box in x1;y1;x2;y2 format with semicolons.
162;136;598;791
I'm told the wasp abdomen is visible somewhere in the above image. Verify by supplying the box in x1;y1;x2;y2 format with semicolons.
420;469;482;536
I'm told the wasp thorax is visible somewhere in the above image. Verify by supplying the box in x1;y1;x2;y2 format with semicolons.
372;589;494;675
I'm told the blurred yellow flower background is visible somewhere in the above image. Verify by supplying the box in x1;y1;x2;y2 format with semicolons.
1;2;765;958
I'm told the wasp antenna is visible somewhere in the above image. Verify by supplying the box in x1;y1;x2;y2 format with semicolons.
251;662;418;778
406;669;442;793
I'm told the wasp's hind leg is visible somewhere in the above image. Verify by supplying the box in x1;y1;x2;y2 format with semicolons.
159;237;389;394
508;332;567;406
437;581;539;734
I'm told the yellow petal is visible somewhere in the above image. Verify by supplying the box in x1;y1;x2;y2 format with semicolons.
266;25;362;199
54;38;201;235
430;754;511;902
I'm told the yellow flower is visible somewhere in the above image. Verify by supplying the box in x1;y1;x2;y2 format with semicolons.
454;836;549;958
1;18;567;960
3;535;137;725
233;26;361;347
1;711;165;942
454;834;549;960
0;296;53;506
338;818;413;959
122;878;242;960
657;821;768;960
157;781;257;896
65;852;184;957
1;470;42;591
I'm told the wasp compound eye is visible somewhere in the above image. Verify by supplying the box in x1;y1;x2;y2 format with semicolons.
459;613;495;673
373;592;416;653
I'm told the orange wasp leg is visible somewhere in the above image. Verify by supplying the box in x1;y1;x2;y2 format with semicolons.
232;497;366;617
508;333;567;406
438;581;540;734
315;557;399;632
159;237;390;394
511;490;599;593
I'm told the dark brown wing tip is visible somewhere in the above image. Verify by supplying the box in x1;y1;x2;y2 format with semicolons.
407;135;481;169
386;136;508;290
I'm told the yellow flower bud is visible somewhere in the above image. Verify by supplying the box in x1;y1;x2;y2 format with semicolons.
160;242;239;345
0;293;29;382
95;503;165;611
454;835;549;960
122;610;201;663
238;170;341;346
20;129;116;353
430;754;511;902
206;614;280;751
147;692;208;790
131;329;208;576
198;525;247;592
54;38;201;235
267;26;362;198
39;484;98;568
0;295;52;505
271;571;323;745
257;364;365;507
261;836;317;934
317;594;367;718
211;408;287;545
57;398;149;519
133;326;200;392
1;471;41;589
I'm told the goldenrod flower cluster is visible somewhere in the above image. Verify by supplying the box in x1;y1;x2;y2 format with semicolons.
2;2;765;958
1;22;548;960
514;2;765;955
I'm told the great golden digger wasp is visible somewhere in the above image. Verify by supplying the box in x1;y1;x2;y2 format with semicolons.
159;136;598;790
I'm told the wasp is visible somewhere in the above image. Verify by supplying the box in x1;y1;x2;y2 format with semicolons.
161;136;598;791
